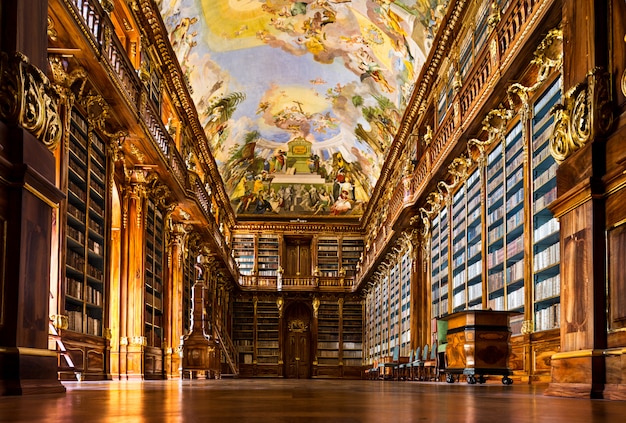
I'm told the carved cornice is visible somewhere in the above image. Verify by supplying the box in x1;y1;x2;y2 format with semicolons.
550;67;614;163
233;223;363;234
0;52;62;150
133;0;236;227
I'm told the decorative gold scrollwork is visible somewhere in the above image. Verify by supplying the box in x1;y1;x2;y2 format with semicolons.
550;67;613;164
0;52;62;150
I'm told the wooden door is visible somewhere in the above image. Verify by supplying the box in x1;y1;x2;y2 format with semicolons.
284;302;311;378
285;239;311;276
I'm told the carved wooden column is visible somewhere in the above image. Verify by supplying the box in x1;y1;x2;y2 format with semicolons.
0;0;66;396
119;169;148;378
164;222;186;378
545;0;615;399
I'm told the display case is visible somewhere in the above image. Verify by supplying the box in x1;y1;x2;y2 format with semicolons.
442;310;519;385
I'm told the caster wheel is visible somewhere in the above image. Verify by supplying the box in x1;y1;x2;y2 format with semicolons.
478;375;486;384
446;374;455;383
467;375;477;384
502;377;513;385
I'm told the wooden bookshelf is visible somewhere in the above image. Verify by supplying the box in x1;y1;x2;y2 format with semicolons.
64;108;106;338
232;299;254;365
257;235;279;277
341;300;363;368
431;208;449;319
255;300;279;365
531;77;562;332
232;235;255;276
145;199;164;349
317;300;340;366
340;238;364;277
317;238;339;277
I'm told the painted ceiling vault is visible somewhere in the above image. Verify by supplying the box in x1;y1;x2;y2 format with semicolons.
158;0;448;218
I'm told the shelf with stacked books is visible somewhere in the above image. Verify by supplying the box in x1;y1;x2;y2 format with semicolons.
342;300;363;366
255;300;279;364
317;300;340;365
232;234;255;276
317;238;339;277
399;252;412;353
431;207;449;319
340;238;364;277
532;77;562;332
257;235;279;277
63;108;106;338
145;199;164;348
232;299;254;364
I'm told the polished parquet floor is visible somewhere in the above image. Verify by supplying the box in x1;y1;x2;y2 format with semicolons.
1;378;625;422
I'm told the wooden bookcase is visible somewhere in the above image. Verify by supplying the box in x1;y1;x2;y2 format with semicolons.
257;235;279;277
182;246;195;334
232;235;255;275
428;78;563;337
399;252;412;354
317;238;339;277
316;300;340;366
531;77;561;332
145;199;164;349
255;300;279;365
232;299;254;365
451;167;483;312
431;208;449;319
340;238;364;277
341;300;363;367
64;108;106;337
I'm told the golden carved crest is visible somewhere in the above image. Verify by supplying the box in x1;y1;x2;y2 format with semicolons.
550;67;613;164
0;52;62;150
288;319;308;333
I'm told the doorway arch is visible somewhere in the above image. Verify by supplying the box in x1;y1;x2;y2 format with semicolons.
283;301;312;379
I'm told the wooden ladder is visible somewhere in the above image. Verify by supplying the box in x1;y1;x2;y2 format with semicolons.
49;321;79;380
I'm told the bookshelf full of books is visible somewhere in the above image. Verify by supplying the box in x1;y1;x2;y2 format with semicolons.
400;252;412;354
317;238;339;277
64;108;106;337
388;263;401;351
451;167;483;313
317;300;340;365
232;299;255;365
255;300;280;364
232;235;255;276
341;300;363;367
340;238;364;277
431;207;449;319
145;199;164;348
531;77;562;332
257;235;280;277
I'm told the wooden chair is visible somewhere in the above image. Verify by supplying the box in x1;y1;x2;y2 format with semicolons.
398;349;414;380
379;345;400;380
417;344;429;381
423;342;438;380
364;360;379;380
407;346;421;380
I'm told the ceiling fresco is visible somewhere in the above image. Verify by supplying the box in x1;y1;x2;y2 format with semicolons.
157;0;448;218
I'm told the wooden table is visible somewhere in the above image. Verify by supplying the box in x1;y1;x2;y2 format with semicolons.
441;310;520;384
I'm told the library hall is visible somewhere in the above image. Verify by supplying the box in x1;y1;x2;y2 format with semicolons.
1;0;626;420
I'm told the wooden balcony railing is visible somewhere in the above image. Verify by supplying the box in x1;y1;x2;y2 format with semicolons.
237;275;354;292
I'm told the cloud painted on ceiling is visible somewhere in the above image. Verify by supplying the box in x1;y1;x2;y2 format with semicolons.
159;0;447;217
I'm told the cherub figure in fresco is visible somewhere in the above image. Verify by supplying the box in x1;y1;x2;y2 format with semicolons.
356;49;394;93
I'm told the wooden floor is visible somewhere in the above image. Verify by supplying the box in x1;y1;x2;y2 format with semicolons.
1;378;625;422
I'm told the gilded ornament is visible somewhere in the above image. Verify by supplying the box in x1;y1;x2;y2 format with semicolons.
0;52;62;150
549;68;613;163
